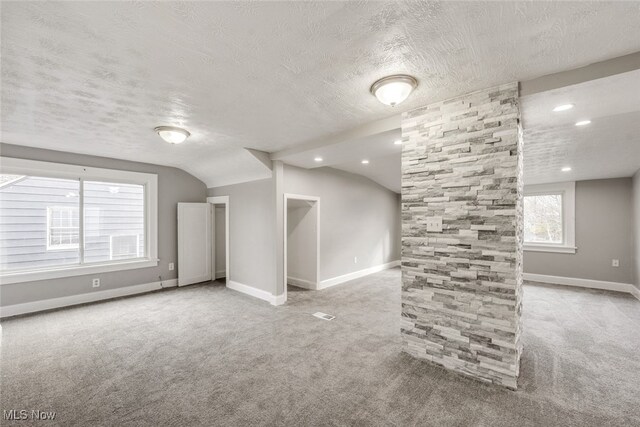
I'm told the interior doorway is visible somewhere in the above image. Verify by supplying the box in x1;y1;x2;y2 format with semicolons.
207;196;229;286
284;194;320;302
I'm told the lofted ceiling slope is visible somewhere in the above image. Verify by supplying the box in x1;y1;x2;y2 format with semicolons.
2;1;640;187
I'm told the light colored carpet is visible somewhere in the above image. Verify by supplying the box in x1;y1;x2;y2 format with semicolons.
1;268;639;426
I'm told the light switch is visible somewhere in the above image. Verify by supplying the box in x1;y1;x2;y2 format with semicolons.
426;217;443;232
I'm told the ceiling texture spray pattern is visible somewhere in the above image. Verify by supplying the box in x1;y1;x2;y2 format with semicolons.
2;2;640;186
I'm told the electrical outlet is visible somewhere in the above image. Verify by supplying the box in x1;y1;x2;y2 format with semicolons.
426;217;443;232
354;257;358;264
92;278;100;288
168;262;175;271
612;259;619;267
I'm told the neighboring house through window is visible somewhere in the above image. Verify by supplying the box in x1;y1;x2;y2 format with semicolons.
523;181;576;253
0;157;158;284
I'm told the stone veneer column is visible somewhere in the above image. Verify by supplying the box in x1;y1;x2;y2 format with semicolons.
400;82;523;389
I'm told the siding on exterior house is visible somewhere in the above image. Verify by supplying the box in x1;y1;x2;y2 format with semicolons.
0;175;144;271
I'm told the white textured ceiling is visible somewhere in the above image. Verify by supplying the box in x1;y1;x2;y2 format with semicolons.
2;2;640;187
280;128;402;192
522;69;640;185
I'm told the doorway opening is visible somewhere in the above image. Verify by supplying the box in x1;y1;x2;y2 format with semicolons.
208;196;229;287
284;194;320;303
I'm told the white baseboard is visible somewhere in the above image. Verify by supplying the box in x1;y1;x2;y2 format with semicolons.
0;279;178;318
287;276;317;290
630;285;640;301
523;273;637;298
215;270;226;279
319;260;400;290
227;280;282;306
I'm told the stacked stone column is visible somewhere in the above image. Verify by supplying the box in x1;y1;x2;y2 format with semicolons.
400;82;523;389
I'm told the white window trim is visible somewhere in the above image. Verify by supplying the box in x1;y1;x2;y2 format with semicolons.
523;181;576;254
0;157;158;285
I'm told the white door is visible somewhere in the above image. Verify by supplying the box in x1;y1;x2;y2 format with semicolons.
178;203;212;286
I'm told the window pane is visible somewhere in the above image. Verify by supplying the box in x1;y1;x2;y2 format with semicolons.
0;175;80;271
84;181;145;263
524;194;563;244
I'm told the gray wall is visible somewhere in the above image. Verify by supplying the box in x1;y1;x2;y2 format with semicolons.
524;178;635;284
633;170;640;289
0;143;207;307
283;165;401;282
207;178;276;293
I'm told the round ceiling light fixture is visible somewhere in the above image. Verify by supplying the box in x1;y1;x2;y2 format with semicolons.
154;126;190;144
370;74;418;107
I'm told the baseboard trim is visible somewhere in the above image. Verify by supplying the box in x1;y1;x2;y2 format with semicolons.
523;273;637;297
319;260;400;290
287;276;317;290
630;285;640;301
0;279;178;318
227;280;282;306
215;270;226;279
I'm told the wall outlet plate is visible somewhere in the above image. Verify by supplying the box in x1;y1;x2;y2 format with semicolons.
169;262;175;271
426;217;443;232
612;259;619;267
92;278;100;288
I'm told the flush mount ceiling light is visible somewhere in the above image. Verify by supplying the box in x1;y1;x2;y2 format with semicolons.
370;74;418;107
552;104;574;112
394;139;402;145
361;159;369;165
154;126;190;144
314;157;323;162
575;120;591;126
561;166;572;172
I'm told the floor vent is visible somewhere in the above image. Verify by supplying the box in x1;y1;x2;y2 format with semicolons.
312;312;335;321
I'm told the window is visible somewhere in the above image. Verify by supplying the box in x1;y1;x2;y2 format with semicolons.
523;182;576;254
0;158;158;284
47;206;80;250
84;181;145;263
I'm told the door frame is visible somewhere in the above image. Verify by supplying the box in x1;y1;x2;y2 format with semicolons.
207;196;230;287
283;193;320;303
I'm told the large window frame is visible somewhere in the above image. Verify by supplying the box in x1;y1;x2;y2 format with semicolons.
0;157;158;284
523;181;576;254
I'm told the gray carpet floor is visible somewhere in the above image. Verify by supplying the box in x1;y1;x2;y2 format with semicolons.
1;268;639;426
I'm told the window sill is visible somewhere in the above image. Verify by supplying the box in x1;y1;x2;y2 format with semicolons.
524;244;576;254
0;258;159;285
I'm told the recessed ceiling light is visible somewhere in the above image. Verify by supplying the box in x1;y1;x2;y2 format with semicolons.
561;167;572;172
361;159;369;165
394;139;402;145
552;104;574;112
370;74;418;107
575;120;591;126
314;157;323;162
154;126;190;144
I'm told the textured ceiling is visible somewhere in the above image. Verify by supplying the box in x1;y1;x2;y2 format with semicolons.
280;128;402;192
2;2;640;187
521;69;640;185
